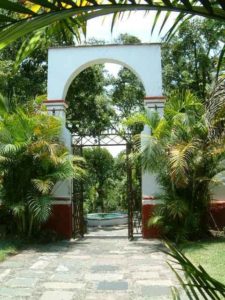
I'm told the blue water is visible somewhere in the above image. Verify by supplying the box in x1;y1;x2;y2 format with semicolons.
87;212;127;220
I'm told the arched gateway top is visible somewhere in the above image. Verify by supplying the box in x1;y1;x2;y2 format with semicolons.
47;44;163;101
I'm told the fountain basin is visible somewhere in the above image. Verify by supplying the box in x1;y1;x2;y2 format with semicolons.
86;212;128;227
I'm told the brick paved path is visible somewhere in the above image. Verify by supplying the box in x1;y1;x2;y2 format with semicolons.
0;226;177;299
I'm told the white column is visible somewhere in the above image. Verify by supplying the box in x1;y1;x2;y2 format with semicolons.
44;100;72;204
141;96;165;200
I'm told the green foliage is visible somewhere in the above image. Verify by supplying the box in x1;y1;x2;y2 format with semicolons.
0;0;224;53
162;19;225;99
127;89;225;241
114;33;141;45
83;147;114;212
182;238;225;285
0;49;47;107
0;240;20;262
165;241;225;300
66;65;114;136
113;150;142;212
0;99;84;237
111;67;145;120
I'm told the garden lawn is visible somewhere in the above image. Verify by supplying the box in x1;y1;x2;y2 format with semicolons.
0;240;21;262
182;237;225;284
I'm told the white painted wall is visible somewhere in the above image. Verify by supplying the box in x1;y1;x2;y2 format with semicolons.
141;101;164;197
47;44;162;100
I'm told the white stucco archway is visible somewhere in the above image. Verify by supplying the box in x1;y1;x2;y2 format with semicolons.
46;43;165;208
47;44;163;101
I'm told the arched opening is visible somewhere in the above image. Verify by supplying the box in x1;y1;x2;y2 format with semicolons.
65;61;145;238
46;44;164;239
63;58;146;101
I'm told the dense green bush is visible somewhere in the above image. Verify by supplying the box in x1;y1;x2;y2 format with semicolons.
127;90;225;242
0;100;84;237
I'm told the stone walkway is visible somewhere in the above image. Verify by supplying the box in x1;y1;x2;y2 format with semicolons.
0;226;178;299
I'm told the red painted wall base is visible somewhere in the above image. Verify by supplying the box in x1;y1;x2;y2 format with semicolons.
43;203;73;239
142;200;225;239
209;201;225;230
142;201;161;239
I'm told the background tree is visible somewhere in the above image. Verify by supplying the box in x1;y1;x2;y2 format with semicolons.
111;34;145;122
0;42;47;108
111;67;145;121
0;24;76;109
83;147;114;212
66;65;114;136
162;19;225;99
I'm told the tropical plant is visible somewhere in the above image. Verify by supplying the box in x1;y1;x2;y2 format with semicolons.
0;0;224;54
113;149;142;211
165;241;225;300
126;88;225;241
0;98;85;237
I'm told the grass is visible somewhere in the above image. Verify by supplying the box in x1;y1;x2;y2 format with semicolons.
0;239;21;262
182;237;225;284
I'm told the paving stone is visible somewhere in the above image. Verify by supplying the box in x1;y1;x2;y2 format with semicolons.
135;296;171;300
16;270;46;279
0;268;11;281
62;254;84;259
0;260;25;268
5;277;39;288
85;273;123;281
85;293;130;300
97;280;128;291
43;282;85;289
136;279;173;286
0;287;32;297
38;255;58;261
0;227;178;300
50;272;82;282
40;291;74;300
56;264;70;272
141;285;171;297
91;265;119;272
66;249;81;255
132;271;161;279
30;260;50;270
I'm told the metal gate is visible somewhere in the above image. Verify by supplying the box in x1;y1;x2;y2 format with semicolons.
72;130;142;240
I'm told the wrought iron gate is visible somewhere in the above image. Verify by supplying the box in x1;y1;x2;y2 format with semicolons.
71;130;142;240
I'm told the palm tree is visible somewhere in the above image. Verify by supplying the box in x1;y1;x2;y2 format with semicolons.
126;89;225;241
0;1;224;51
0;98;85;237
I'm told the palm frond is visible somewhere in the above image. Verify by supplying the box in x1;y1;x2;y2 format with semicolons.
165;241;225;300
141;134;167;172
169;141;198;187
124;109;159;130
28;194;53;223
206;77;225;139
32;179;54;194
0;0;224;50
